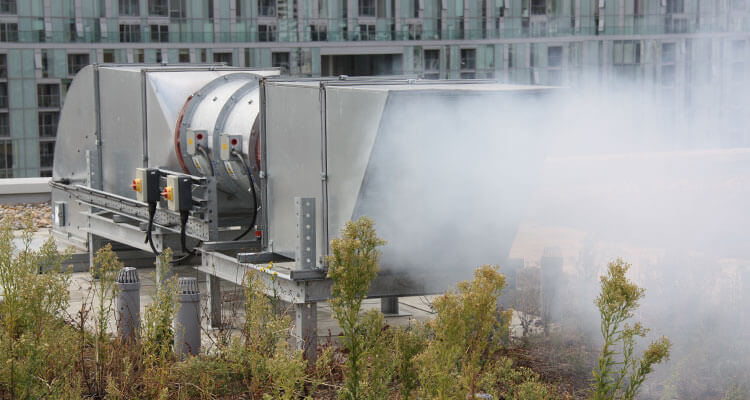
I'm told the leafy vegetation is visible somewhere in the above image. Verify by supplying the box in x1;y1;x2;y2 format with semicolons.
0;214;682;399
591;259;671;400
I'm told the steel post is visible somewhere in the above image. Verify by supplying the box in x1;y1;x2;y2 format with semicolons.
206;273;222;328
295;302;317;361
540;246;563;334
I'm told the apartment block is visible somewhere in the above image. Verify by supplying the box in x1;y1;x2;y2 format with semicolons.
0;0;748;176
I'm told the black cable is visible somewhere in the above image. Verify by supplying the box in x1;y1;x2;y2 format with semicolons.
196;145;214;176
170;210;197;265
145;202;159;255
179;211;190;254
231;150;258;241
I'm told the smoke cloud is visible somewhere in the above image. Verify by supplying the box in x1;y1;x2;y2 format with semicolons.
353;71;749;396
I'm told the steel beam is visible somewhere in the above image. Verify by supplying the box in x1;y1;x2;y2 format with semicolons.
295;302;318;361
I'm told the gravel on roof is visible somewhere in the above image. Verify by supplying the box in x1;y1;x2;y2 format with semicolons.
0;201;52;230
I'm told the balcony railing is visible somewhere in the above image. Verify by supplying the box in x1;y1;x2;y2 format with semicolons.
37;95;60;108
0;14;745;44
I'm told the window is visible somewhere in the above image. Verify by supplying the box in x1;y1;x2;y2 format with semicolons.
0;23;18;42
150;24;169;42
133;49;144;63
148;0;168;16
548;46;563;84
38;112;59;138
68;53;89;76
359;24;376;40
548;46;562;68
178;48;190;63
666;0;684;13
359;0;375;17
0;113;8;136
119;0;139;16
103;49;115;63
733;0;746;10
0;54;6;78
661;43;676;64
39;141;55;169
258;24;276;42
423;49;440;79
460;48;476;79
213;52;233;65
408;23;422;40
235;0;242;17
258;0;275;16
732;40;745;82
311;25;327;41
119;24;141;42
318;0;327;18
659;43;677;90
0;140;12;177
37;84;60;108
206;0;214;18
613;40;642;81
613;40;641;64
531;0;546;15
0;0;16;14
272;52;290;75
0;83;6;108
169;0;186;18
634;0;642;16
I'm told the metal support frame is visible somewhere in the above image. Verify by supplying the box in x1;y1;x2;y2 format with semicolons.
295;302;318;361
381;296;399;315
295;197;316;270
51;182;215;241
206;273;222;328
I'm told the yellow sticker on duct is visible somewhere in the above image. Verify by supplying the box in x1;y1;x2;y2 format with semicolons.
222;143;228;150
188;138;193;145
193;158;202;172
224;161;237;179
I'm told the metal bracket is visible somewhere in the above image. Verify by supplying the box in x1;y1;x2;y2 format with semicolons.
295;197;316;270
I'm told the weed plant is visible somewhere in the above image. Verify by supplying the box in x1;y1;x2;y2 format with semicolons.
0;212;688;399
591;259;671;400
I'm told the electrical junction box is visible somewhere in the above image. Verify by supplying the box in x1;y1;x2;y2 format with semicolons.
134;168;160;203
165;175;193;212
219;134;242;161
186;130;208;156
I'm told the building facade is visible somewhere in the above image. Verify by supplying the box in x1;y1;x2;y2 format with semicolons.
0;0;748;177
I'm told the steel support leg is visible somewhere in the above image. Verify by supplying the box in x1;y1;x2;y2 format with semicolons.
381;296;400;316
206;273;222;328
88;233;106;277
295;302;317;362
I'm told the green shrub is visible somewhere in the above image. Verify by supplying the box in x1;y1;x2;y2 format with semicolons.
0;214;76;398
417;265;510;399
237;268;306;398
591;259;671;400
326;216;386;400
393;323;430;399
480;357;554;400
140;249;180;395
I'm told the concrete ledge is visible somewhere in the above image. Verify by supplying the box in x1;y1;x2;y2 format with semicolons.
0;178;52;203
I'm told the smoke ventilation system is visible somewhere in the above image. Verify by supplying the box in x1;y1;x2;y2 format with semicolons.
50;66;557;355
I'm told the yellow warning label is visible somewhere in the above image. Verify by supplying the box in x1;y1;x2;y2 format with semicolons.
188;138;193;145
222;143;228;150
